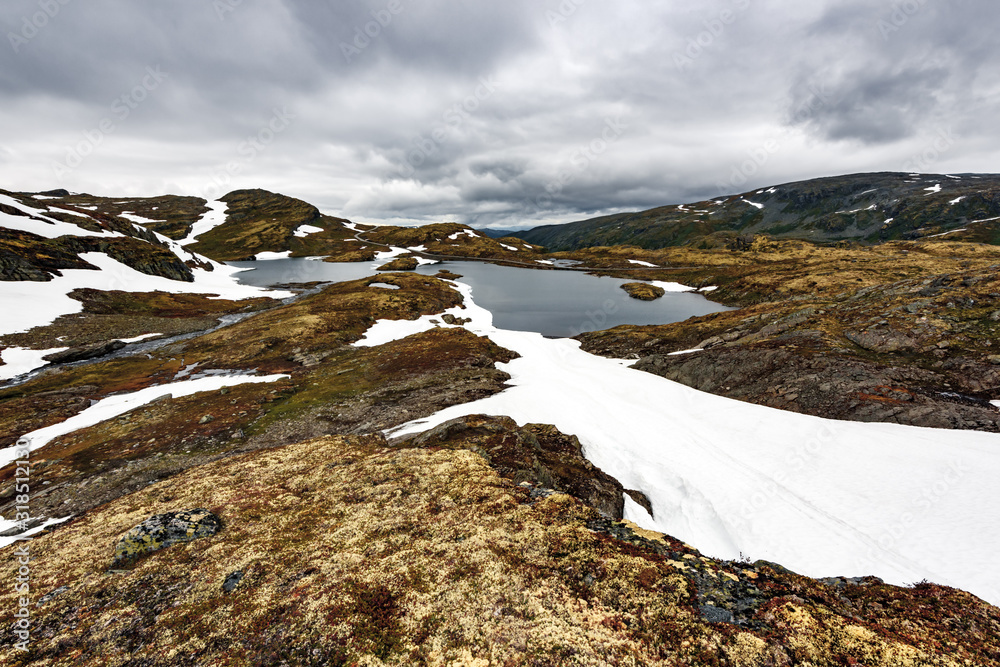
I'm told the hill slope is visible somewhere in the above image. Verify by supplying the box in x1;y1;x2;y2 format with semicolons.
517;172;1000;250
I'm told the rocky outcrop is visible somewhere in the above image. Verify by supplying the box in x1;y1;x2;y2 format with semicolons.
110;508;222;569
634;335;1000;431
42;340;127;364
398;414;627;519
377;257;419;271
621;281;666;300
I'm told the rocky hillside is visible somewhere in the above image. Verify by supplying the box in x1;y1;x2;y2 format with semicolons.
5;188;368;263
575;237;1000;431
4;423;999;665
361;222;545;263
516;172;1000;251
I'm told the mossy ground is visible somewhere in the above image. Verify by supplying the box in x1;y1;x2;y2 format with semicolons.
2;430;997;666
0;274;514;529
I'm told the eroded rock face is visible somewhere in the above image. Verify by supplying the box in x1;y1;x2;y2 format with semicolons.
399;414;627;519
110;508;222;569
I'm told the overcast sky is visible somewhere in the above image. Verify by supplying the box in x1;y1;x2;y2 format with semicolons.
1;1;998;229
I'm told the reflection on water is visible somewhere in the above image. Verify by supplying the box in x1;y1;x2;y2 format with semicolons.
229;258;732;338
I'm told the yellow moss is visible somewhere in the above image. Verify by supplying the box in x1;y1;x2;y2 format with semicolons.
725;633;768;666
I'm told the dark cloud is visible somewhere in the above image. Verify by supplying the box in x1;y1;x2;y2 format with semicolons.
1;0;998;229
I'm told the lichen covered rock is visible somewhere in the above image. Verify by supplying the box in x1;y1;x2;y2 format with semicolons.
110;508;222;569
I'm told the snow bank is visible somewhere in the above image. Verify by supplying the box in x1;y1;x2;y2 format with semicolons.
119;212;159;224
0;517;73;549
0;346;68;382
375;247;409;261
650;281;695;293
293;224;324;237
1;373;289;473
0;252;291;336
119;333;162;343
179;199;229;245
255;251;292;260
0;195;117;239
370;281;1000;606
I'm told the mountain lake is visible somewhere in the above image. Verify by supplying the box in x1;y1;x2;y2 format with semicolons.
229;257;732;338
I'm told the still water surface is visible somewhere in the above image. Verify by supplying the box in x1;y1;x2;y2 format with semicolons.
229;258;731;338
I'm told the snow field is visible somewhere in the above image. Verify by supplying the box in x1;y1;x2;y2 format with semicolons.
361;281;1000;606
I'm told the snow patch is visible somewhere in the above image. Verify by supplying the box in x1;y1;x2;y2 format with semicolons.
0;516;73;549
255;251;292;260
650;281;696;293
667;348;704;356
500;244;519;252
740;199;765;210
924;184;942;195
375;247;409;261
179;200;229;245
407;245;428;252
536;260;554;265
0;347;68;381
0;195;118;239
119;212;159;225
368;283;401;290
949;197;966;205
49;208;91;218
0;252;290;337
119;333;162;343
293;224;324;237
447;230;479;241
628;260;657;268
0;373;289;475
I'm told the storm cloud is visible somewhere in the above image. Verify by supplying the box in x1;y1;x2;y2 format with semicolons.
1;0;997;229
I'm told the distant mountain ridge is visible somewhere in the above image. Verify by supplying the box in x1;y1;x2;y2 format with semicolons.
514;172;1000;251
